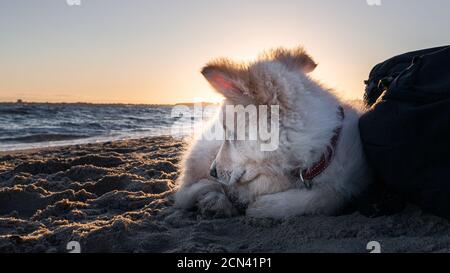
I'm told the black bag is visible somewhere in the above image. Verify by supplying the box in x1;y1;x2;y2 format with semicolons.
359;45;450;219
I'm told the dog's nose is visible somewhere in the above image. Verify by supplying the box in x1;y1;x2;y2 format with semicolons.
210;166;218;178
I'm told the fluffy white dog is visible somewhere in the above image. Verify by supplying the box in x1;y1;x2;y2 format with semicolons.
175;46;372;219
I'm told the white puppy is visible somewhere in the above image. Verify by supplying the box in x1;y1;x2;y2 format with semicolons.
175;46;372;219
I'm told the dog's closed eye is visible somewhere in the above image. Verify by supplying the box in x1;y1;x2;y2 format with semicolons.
229;169;246;185
237;168;262;184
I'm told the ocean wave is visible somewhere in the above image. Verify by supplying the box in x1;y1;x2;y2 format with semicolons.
0;133;91;143
0;108;31;115
58;121;105;129
0;103;218;150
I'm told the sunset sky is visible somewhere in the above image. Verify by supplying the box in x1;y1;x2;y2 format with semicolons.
1;0;449;104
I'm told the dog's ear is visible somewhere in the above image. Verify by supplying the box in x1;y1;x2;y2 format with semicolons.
201;59;250;103
268;47;317;73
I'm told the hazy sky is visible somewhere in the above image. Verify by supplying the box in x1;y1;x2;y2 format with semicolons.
1;0;449;104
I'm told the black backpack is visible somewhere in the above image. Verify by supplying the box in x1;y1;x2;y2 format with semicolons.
359;45;450;219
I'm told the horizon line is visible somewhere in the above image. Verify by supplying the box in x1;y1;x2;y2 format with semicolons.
0;100;221;106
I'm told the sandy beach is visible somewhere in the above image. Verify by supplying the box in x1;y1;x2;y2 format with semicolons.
1;136;450;253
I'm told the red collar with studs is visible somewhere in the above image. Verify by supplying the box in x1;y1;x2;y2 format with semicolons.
299;106;345;189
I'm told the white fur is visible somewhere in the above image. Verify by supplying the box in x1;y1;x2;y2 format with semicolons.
174;47;372;219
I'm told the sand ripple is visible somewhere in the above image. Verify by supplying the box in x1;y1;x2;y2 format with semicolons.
1;136;450;253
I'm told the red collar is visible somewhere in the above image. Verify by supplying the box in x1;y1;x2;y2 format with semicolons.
299;106;345;189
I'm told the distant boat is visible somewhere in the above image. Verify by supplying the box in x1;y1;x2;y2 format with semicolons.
16;99;23;104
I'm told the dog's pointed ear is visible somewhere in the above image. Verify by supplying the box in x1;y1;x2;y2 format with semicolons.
201;59;250;103
269;47;317;73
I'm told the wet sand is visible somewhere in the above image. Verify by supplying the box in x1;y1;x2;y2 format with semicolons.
1;136;450;253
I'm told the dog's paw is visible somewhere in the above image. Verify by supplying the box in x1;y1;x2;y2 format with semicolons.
197;191;237;218
246;194;288;219
247;189;342;218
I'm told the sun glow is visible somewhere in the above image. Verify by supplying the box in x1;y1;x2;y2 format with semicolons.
2;1;447;104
